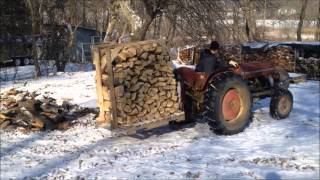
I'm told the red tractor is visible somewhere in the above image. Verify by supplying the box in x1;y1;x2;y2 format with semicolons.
175;62;293;135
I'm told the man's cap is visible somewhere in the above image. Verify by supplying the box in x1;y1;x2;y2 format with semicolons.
210;41;220;50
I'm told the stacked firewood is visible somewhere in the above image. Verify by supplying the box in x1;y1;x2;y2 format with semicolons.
0;89;96;132
96;41;181;126
177;44;294;71
296;57;320;79
177;45;242;65
219;45;242;63
177;46;200;65
242;46;294;71
267;46;295;71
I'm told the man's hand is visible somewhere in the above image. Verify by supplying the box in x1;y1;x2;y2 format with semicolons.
229;60;239;67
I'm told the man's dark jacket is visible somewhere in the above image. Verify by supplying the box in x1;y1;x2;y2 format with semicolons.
196;49;227;74
196;49;217;74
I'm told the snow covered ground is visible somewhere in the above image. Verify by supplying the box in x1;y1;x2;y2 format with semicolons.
0;71;319;179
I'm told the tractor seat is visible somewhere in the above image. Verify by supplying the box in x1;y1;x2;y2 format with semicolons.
175;67;208;90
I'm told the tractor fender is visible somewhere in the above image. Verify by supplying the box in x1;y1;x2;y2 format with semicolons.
204;70;235;91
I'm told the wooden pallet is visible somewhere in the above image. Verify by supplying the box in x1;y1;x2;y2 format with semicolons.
119;111;185;135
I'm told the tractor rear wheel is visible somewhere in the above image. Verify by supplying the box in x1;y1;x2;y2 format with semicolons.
270;89;293;119
204;72;252;135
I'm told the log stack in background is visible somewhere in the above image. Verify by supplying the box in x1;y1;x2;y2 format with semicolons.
177;44;242;65
95;41;181;127
177;46;200;65
296;57;320;79
242;46;294;71
178;44;294;71
267;46;294;71
219;45;242;63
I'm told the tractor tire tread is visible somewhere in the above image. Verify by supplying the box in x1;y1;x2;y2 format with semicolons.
270;88;293;120
204;72;252;135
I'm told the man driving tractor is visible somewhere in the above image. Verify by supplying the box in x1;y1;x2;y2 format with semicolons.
196;41;238;74
175;40;293;135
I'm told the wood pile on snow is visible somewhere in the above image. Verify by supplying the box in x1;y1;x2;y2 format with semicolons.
296;57;320;79
219;45;242;63
94;41;181;127
0;89;96;132
178;45;295;71
242;46;294;71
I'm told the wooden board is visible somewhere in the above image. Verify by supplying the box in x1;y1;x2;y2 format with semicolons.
105;47;119;129
121;111;185;135
93;47;104;107
93;46;109;125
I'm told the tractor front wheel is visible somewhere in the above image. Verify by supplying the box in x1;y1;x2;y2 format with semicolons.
276;70;290;89
270;89;293;119
204;72;252;135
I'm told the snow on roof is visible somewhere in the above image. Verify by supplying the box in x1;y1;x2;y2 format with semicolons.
242;42;269;49
242;41;320;51
267;41;320;48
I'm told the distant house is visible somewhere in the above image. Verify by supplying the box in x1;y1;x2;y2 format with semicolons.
0;25;104;67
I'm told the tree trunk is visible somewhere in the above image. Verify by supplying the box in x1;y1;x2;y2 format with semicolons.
232;1;240;43
315;0;320;41
262;0;267;40
168;14;177;46
26;0;41;78
297;0;308;41
242;0;258;42
33;49;41;77
66;23;79;62
138;17;154;41
82;0;85;26
104;14;117;42
118;23;130;43
56;61;67;72
104;3;118;42
157;14;162;39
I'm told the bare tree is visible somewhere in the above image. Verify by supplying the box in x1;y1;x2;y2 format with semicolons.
135;0;163;40
23;0;320;66
87;0;109;36
316;0;320;41
168;0;232;44
232;0;241;43
65;0;82;62
25;0;44;78
297;0;308;41
104;0;119;42
103;0;163;42
242;0;259;42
